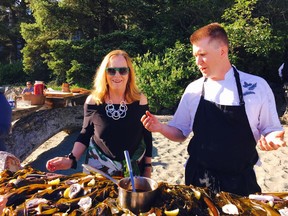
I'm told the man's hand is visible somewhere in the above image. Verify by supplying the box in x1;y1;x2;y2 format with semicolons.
141;111;162;133
257;131;286;151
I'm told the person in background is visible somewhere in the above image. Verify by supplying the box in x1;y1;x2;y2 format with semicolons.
0;87;12;151
141;22;286;196
278;54;288;108
46;50;153;178
278;48;288;84
278;62;285;82
21;81;34;95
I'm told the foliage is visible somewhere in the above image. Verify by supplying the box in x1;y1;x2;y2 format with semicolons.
1;0;288;111
43;29;148;86
134;42;200;114
45;39;95;85
0;0;33;63
223;0;281;56
0;60;26;85
222;0;283;81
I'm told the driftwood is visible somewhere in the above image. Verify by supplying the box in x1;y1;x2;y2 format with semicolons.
12;106;42;121
5;106;83;161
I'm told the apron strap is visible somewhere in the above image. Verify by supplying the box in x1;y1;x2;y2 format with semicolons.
232;66;245;105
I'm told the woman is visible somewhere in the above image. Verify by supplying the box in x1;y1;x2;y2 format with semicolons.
46;50;153;177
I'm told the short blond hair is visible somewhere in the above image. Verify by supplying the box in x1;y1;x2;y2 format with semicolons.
91;50;141;104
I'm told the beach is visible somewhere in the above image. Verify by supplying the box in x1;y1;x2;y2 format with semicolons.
22;115;288;193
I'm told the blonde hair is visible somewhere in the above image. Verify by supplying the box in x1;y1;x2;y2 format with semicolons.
91;50;141;105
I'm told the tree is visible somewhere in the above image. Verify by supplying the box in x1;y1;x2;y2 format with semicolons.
21;0;144;84
254;0;288;63
12;0;288;113
0;0;32;63
222;0;283;81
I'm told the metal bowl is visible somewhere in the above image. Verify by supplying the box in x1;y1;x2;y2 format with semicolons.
118;176;158;214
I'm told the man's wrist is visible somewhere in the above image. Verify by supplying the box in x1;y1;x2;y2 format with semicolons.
66;152;77;169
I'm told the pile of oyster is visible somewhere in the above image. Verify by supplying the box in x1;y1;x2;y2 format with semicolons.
0;166;288;215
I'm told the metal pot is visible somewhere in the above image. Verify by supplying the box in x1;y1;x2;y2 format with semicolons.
82;164;159;214
118;176;159;214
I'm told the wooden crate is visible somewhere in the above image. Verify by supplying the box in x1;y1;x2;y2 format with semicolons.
22;94;46;105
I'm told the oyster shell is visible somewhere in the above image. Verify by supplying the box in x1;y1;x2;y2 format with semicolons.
0;151;21;172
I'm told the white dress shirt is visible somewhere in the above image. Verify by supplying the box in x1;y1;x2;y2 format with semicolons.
169;67;283;142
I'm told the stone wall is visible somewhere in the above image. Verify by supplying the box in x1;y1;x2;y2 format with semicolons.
5;106;83;161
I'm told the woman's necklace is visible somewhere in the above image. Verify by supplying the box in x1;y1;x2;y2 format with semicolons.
105;100;128;120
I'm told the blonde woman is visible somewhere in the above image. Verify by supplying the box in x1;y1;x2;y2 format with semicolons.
46;50;153;177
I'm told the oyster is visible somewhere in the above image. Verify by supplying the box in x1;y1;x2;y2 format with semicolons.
0;166;288;215
78;196;92;212
0;151;21;173
68;183;82;199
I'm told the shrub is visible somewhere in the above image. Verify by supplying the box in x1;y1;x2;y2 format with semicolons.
134;41;200;114
0;61;27;86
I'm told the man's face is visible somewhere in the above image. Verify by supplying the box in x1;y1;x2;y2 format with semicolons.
193;37;223;80
26;82;32;87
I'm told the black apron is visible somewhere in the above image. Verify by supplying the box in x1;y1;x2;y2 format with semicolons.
185;67;261;196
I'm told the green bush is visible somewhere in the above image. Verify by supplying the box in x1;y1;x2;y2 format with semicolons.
134;41;201;114
0;61;27;86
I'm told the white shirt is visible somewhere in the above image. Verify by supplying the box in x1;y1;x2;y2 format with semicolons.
168;67;283;142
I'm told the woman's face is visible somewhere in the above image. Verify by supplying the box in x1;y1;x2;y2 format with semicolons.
106;55;129;92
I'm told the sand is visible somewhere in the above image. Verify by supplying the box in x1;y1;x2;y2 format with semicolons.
22;116;288;193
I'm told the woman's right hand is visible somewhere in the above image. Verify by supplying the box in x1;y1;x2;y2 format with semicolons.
46;157;72;172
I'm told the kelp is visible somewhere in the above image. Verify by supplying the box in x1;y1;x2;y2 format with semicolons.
0;166;288;215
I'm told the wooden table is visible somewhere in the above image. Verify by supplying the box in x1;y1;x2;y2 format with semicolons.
12;91;89;120
44;92;89;108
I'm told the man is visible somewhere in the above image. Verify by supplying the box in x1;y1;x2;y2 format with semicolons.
278;57;288;109
21;81;34;95
0;87;12;151
278;48;288;83
141;22;286;196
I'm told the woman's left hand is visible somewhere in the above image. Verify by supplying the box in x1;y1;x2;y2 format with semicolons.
46;156;72;172
257;131;286;151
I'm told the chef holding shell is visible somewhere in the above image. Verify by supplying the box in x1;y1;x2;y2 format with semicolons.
141;22;286;196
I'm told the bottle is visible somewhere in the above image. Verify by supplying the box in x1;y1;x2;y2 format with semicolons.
34;81;44;95
8;97;15;109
